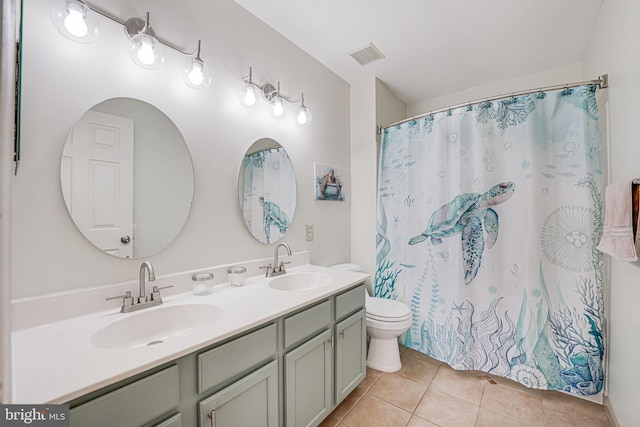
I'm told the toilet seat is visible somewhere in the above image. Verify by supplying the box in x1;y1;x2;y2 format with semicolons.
366;297;412;321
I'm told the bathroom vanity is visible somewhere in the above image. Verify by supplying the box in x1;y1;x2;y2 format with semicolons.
11;263;367;427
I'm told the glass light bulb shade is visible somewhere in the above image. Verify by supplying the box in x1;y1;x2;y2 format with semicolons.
50;0;99;44
296;105;312;126
269;97;287;119
128;33;164;70
184;58;211;89
240;83;262;108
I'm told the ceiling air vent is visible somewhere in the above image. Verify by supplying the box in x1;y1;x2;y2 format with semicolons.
349;43;385;66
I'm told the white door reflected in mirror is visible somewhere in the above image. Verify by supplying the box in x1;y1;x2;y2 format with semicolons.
60;98;194;258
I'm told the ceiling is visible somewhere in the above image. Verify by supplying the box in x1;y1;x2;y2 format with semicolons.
232;0;604;104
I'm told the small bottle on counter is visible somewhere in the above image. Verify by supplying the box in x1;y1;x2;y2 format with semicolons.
227;266;247;287
191;272;214;295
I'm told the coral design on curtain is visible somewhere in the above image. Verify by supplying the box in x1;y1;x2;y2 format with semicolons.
376;85;604;399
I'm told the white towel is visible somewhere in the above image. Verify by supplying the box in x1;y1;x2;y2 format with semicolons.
596;179;640;261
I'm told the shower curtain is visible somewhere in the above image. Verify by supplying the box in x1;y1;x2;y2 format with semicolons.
376;85;605;399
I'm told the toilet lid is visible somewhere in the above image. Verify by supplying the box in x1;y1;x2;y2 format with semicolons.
367;297;411;319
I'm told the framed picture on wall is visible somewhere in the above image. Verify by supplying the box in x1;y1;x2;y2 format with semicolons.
314;163;345;201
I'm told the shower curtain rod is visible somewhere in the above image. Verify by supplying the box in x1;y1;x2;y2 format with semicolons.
377;74;609;134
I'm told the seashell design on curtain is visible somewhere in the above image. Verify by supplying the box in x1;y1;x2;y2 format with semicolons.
376;85;605;400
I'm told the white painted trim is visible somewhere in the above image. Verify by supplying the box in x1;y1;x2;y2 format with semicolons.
0;0;17;404
604;396;621;427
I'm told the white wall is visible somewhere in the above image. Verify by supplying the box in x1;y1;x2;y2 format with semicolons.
349;78;406;285
408;62;583;115
582;0;640;425
13;0;351;298
350;77;377;277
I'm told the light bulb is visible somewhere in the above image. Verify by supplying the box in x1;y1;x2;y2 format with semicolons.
184;58;211;89
50;0;99;44
189;64;203;85
270;97;286;119
297;105;312;126
128;33;164;70
240;83;261;107
137;39;155;65
64;6;87;37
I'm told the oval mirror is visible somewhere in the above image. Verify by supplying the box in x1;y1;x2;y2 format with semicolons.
238;138;296;244
60;98;194;258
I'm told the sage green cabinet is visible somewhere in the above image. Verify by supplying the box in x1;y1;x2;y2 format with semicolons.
69;365;179;427
151;413;182;427
284;329;333;427
68;282;367;427
198;360;279;427
335;309;366;404
282;284;366;427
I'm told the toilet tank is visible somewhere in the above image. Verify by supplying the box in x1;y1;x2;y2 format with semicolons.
329;263;363;272
329;263;373;296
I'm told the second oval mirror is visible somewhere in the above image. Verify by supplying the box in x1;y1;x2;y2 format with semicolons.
238;138;296;244
60;97;194;259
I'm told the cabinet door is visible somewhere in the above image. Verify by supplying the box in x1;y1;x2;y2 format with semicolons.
198;361;278;427
335;309;366;404
284;329;333;427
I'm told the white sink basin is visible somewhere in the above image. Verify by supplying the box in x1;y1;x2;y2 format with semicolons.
91;304;222;349
268;272;334;291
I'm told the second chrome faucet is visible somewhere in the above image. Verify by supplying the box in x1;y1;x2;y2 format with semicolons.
262;243;292;277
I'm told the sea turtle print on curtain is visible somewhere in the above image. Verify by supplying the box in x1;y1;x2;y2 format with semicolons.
376;85;605;400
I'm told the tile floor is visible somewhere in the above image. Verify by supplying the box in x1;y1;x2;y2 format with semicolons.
321;346;612;427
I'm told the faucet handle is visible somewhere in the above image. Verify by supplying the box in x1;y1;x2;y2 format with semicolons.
279;261;291;271
260;264;273;277
151;285;173;301
106;291;133;308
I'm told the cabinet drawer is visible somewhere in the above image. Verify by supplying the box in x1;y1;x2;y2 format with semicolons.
198;323;277;394
70;365;179;427
336;284;365;320
284;300;331;348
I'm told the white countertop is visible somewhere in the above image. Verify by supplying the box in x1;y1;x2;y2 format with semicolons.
11;264;369;404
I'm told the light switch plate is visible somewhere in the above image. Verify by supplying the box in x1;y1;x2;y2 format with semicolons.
305;224;314;242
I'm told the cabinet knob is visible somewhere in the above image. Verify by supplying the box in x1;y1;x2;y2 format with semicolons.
120;235;131;244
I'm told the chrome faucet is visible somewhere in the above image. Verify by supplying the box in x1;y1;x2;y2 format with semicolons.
138;261;155;303
106;261;173;313
262;243;292;277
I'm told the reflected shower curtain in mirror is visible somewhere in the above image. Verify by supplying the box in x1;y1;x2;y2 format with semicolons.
242;147;295;244
376;86;605;399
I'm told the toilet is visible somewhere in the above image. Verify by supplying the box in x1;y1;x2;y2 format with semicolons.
330;263;412;372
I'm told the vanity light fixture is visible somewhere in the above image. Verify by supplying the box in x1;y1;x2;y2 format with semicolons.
49;1;211;88
241;67;312;126
125;13;164;70
50;0;99;44
183;40;211;89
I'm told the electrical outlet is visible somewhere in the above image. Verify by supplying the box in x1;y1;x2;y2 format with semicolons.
305;224;314;242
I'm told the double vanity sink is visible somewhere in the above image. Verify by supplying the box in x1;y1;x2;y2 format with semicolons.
11;262;368;417
90;272;334;350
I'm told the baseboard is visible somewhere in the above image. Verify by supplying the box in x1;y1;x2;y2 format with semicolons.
604;396;621;427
